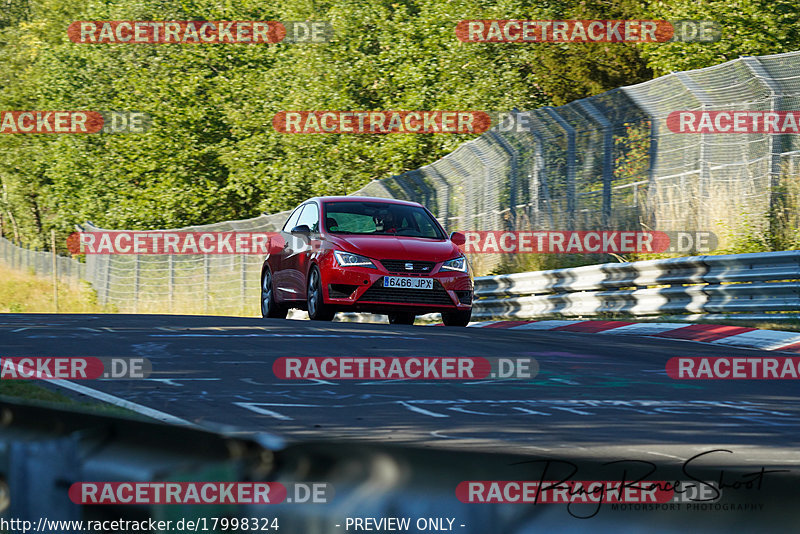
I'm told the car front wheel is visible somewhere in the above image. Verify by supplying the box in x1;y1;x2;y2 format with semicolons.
307;266;336;321
442;309;471;327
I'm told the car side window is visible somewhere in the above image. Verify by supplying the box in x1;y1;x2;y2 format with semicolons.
296;203;320;232
282;205;304;232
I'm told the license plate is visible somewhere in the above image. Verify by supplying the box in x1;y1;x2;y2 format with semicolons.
383;276;433;290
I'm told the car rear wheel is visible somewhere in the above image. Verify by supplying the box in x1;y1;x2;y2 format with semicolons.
388;312;416;325
307;266;336;321
442;309;471;327
261;269;288;319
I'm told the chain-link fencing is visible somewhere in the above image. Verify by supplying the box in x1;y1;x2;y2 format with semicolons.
0;236;84;283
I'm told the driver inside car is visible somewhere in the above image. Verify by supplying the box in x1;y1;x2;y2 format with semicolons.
376;211;399;234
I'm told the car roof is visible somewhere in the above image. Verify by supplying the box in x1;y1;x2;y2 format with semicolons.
308;196;425;208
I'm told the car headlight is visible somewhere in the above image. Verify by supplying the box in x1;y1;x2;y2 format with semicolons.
333;250;376;268
440;255;468;272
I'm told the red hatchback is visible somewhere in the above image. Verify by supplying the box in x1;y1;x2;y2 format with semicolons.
260;196;473;326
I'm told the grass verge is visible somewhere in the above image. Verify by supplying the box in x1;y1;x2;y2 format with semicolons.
0;381;144;419
0;263;108;313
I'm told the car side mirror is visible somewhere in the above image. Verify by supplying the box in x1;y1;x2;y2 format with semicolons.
291;224;311;235
449;231;466;246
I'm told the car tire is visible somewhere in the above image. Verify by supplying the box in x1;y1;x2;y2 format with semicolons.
442;309;471;327
307;266;335;321
388;312;416;325
261;268;288;319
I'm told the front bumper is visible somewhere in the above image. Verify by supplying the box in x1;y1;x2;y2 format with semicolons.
319;255;473;313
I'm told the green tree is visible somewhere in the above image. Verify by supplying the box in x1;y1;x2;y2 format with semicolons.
643;0;800;75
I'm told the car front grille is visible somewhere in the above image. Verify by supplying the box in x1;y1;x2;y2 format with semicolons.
359;278;454;305
379;259;436;274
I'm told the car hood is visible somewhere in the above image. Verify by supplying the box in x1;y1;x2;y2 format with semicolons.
327;235;461;262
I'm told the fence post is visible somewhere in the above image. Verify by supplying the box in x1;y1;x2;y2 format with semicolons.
645;118;659;230
133;256;139;314
531;130;555;229
421;166;451;229
466;143;499;231
241;253;247;316
103;255;111;307
675;72;714;230
489;130;519;228
578;101;614;229
741;56;785;234
168;254;174;313
51;229;58;312
544;107;576;230
203;255;210;314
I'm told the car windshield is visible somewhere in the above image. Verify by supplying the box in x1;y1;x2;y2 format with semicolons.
323;201;446;239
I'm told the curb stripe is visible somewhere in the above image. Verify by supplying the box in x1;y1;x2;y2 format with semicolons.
551;320;635;333
710;330;800;350
653;324;756;342
465;319;800;353
483;320;535;328
596;323;689;336
508;320;582;330
773;342;800;354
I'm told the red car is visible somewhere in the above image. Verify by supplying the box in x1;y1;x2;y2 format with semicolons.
260;196;473;326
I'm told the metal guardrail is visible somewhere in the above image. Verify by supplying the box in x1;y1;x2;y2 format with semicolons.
472;250;800;320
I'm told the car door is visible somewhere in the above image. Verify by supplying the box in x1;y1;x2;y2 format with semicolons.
285;202;320;299
273;205;304;301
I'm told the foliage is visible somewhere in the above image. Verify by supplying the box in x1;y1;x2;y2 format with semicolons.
643;0;800;75
0;0;797;255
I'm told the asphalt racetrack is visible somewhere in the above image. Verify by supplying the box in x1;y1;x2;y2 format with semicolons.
2;313;799;468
